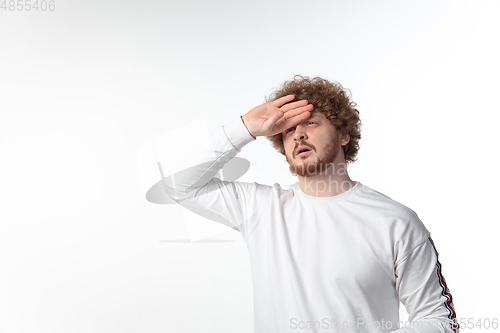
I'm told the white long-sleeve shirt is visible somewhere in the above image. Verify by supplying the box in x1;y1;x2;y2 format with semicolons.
163;116;459;333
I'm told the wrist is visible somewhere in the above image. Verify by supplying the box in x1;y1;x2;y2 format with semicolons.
240;115;256;139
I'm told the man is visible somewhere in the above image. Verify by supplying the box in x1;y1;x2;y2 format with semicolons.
163;76;458;333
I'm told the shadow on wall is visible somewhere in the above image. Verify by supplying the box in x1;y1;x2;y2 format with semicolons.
146;157;250;204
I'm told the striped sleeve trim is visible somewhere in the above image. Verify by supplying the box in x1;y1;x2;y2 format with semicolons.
428;236;459;332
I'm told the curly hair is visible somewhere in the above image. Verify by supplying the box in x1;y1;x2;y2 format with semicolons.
265;75;362;165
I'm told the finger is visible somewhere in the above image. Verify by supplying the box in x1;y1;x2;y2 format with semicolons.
272;94;295;108
276;112;311;133
273;112;311;135
280;99;309;112
281;103;314;119
274;105;313;130
261;110;286;133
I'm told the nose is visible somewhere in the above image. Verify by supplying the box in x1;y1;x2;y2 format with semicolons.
293;124;308;141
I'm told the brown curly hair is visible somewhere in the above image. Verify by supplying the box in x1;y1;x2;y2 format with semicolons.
265;75;362;165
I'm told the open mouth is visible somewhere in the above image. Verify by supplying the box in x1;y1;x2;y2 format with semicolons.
296;148;312;157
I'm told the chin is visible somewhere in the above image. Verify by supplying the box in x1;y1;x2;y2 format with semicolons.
287;151;338;177
288;159;321;177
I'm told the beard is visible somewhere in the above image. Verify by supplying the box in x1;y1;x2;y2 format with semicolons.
286;141;338;177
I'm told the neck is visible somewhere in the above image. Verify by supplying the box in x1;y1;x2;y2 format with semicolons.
297;160;356;197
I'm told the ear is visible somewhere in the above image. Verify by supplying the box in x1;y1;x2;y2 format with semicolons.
340;133;350;146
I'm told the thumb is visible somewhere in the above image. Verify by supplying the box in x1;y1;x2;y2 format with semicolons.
262;110;284;134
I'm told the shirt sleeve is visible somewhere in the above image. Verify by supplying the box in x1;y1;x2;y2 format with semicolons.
390;236;459;333
162;116;258;233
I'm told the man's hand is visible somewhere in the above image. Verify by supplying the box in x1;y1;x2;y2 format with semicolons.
241;95;314;138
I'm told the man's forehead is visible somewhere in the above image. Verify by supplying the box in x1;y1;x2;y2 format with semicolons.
308;110;324;118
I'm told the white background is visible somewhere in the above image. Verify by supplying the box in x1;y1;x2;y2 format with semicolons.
1;0;499;332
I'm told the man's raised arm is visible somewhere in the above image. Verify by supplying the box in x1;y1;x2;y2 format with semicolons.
162;95;314;231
